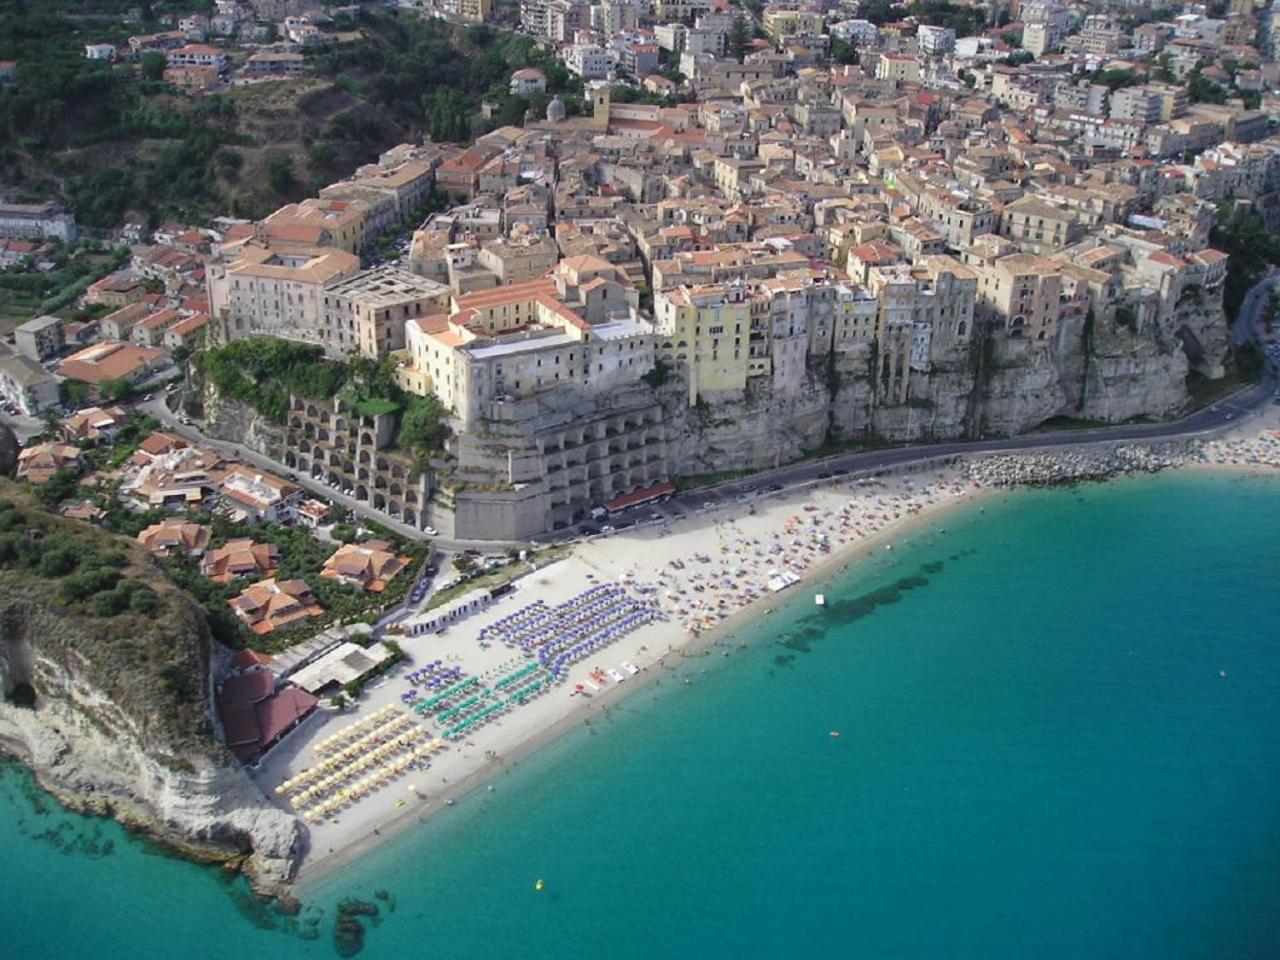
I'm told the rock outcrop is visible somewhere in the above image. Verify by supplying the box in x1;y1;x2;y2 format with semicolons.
0;487;301;892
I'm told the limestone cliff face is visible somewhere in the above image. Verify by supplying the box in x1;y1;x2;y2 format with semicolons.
197;381;287;459
0;499;301;893
657;303;1226;474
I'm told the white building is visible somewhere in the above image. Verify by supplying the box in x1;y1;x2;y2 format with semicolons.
917;24;955;56
509;67;547;96
84;43;116;60
828;19;877;46
564;43;615;79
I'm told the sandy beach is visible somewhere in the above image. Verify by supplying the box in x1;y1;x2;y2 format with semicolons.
260;463;982;886
259;406;1280;888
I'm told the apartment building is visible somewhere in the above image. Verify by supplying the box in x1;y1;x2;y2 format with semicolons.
973;253;1070;344
320;267;451;359
866;257;976;402
15;315;65;361
0;349;60;415
999;196;1082;254
207;243;361;348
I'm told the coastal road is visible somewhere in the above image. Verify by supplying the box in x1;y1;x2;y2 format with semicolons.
652;378;1274;516
134;341;1276;553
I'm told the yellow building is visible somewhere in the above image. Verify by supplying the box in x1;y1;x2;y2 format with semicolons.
875;53;921;84
761;5;824;38
655;282;753;404
458;0;492;23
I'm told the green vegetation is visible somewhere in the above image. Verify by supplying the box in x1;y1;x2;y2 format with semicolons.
1211;202;1280;320
0;496;158;618
1187;69;1228;105
160;514;429;652
196;338;349;423
312;10;583;143
859;0;986;36
0;481;223;752
200;340;452;463
641;359;672;389
673;468;756;491
1092;68;1140;92
0;242;130;325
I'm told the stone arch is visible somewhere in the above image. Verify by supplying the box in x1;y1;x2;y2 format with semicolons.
356;484;369;501
374;475;387;490
284;452;297;468
357;467;370;481
403;507;416;527
390;482;403;497
373;492;387;510
361;431;375;446
329;452;342;467
358;449;371;464
376;457;389;471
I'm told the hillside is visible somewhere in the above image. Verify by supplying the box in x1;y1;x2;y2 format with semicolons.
0;4;560;231
0;481;300;889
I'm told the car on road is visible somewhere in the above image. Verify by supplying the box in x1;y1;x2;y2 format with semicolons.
833;468;849;476
600;524;615;534
816;471;832;479
579;523;600;535
287;472;298;481
424;525;438;536
425;562;439;576
763;483;783;492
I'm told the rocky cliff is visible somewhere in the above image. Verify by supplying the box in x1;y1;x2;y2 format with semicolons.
657;300;1228;475
194;378;288;459
0;486;301;892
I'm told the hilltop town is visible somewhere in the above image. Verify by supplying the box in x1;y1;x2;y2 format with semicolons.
1;0;1280;900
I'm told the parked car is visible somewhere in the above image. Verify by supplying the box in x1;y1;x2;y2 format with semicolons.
424;525;438;536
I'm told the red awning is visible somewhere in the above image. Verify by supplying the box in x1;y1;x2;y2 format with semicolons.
605;481;676;513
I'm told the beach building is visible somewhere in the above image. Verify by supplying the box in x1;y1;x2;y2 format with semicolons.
228;578;325;635
319;540;412;592
400;588;494;636
200;538;280;583
289;640;400;695
136;518;213;557
217;668;318;763
16;443;84;485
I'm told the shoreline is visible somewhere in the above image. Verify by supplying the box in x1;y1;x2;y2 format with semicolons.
292;479;992;890
293;419;1280;896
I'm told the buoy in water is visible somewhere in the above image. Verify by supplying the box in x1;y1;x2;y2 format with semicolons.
815;593;826;606
535;879;545;891
830;730;841;738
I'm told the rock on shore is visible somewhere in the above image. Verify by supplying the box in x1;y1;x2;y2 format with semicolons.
963;443;1191;487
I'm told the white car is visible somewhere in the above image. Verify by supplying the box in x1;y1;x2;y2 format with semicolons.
607;668;625;683
423;525;438;536
621;661;639;675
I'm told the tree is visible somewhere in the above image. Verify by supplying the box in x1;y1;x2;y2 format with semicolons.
140;52;166;82
831;39;860;66
266;155;296;194
100;378;137;402
728;14;749;63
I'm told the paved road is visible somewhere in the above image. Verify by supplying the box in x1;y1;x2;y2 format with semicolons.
136;393;435;542
134;283;1278;553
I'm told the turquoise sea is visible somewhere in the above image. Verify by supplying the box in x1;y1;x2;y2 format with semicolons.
3;471;1280;959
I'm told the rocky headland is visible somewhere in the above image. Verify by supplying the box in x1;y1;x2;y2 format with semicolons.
0;482;301;894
